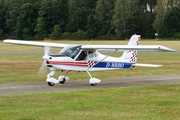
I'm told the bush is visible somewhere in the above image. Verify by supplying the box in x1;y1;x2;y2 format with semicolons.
69;32;79;40
0;29;3;37
61;32;71;39
77;30;86;40
173;33;180;39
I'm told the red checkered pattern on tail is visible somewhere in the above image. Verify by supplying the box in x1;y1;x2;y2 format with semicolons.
136;37;140;46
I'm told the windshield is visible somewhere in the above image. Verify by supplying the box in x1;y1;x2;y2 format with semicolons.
59;45;82;59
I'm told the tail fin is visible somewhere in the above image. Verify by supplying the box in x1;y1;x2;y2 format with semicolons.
120;35;140;63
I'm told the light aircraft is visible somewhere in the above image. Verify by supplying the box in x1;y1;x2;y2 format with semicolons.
3;35;176;86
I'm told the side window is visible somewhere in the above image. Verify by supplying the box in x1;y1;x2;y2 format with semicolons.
76;51;87;61
88;51;93;58
95;51;99;57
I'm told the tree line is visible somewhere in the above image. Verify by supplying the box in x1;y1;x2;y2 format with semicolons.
0;0;180;40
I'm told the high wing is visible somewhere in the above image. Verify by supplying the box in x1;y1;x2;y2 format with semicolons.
81;45;176;52
3;39;176;52
3;39;70;48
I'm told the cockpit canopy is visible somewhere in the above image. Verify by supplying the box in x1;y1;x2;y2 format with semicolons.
59;45;82;59
57;45;99;60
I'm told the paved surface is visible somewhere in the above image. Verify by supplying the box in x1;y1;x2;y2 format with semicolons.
0;74;180;95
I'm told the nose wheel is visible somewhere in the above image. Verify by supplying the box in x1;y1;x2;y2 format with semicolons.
48;82;55;86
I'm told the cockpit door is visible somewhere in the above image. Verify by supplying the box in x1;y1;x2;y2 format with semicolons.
75;50;88;61
73;50;96;68
75;50;95;61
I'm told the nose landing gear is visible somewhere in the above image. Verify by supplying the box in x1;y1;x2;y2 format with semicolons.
46;70;70;86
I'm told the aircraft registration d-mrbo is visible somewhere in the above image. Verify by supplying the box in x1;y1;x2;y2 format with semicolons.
3;35;176;86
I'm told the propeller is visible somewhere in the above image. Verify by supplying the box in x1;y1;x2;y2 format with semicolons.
39;46;51;74
39;60;47;74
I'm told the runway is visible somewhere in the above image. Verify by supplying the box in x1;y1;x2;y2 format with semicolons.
0;74;180;95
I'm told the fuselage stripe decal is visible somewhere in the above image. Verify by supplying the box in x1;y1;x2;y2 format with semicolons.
47;61;134;68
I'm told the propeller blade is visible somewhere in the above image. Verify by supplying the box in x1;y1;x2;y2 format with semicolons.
39;60;47;74
40;46;52;74
44;46;51;56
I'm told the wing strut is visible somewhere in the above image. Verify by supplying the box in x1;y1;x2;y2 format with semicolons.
87;49;118;71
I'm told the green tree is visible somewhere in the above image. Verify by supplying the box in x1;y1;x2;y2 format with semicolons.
68;0;98;15
68;0;78;16
39;0;66;35
5;0;21;36
153;0;180;33
95;0;115;35
159;7;180;38
86;13;100;39
49;25;62;40
5;0;40;37
80;0;98;9
135;0;156;38
113;0;138;38
34;17;47;40
16;3;38;39
67;0;98;35
153;0;168;33
66;7;92;32
146;0;157;14
0;3;6;37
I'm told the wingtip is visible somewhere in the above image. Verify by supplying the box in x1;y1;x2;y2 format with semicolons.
158;46;177;52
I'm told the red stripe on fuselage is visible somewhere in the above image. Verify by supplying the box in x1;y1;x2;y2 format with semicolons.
47;61;89;67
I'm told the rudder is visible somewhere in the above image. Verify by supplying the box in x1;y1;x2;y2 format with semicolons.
120;35;140;63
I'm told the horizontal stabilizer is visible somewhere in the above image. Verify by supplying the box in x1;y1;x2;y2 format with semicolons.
3;39;70;48
132;63;162;67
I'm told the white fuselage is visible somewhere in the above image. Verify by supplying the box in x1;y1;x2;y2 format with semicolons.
46;51;134;71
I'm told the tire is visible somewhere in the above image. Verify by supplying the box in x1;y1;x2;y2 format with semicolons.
48;82;55;86
91;83;97;86
59;78;66;84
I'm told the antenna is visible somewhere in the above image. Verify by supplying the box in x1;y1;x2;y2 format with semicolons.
87;39;93;45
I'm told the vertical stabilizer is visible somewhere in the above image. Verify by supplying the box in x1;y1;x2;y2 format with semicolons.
120;35;140;63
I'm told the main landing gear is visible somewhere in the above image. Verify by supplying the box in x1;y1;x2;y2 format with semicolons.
46;70;101;86
86;71;101;86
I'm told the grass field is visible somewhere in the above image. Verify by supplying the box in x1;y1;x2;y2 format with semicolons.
1;40;180;119
0;54;180;84
0;84;180;119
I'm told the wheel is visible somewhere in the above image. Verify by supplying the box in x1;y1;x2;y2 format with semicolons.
48;82;55;86
59;78;66;84
91;83;97;86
